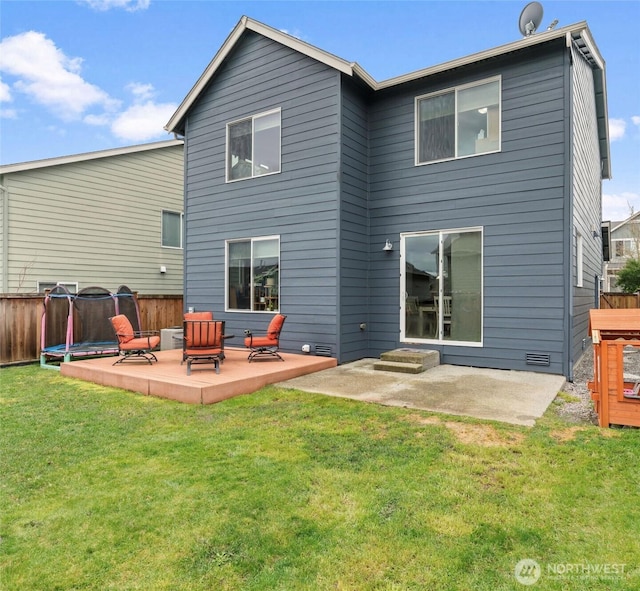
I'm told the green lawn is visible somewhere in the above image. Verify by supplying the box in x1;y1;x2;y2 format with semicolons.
1;365;639;590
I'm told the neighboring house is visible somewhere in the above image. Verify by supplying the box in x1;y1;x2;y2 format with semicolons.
603;213;640;292
165;16;610;379
0;140;184;295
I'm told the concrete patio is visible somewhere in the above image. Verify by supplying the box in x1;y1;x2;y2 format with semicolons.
59;346;567;426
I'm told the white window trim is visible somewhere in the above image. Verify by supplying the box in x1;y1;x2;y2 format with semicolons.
415;76;501;166
400;226;483;347
37;281;78;293
225;108;282;183
162;210;184;249
576;232;584;288
225;235;281;313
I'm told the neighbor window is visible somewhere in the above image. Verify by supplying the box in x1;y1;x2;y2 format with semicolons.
614;239;637;258
227;109;281;181
37;281;78;294
226;236;280;312
416;77;500;164
401;228;483;344
162;210;183;248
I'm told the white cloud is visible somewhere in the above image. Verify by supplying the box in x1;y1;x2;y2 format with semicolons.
0;79;15;118
126;82;155;101
632;116;640;127
603;191;640;222
84;113;112;126
79;0;150;12
111;101;176;141
279;28;304;41
609;118;626;141
0;31;119;120
0;79;11;102
0;107;17;119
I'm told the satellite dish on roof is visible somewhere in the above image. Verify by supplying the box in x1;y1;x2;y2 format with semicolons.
519;2;544;37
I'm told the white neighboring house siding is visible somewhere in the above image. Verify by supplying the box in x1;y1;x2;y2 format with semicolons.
0;140;184;294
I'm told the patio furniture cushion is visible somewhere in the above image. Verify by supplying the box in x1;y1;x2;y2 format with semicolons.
184;311;214;321
111;314;135;343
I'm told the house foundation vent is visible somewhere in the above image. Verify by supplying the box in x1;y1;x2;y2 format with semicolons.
526;353;551;366
315;345;333;357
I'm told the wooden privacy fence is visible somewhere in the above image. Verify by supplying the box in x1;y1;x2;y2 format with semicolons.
600;293;640;310
0;294;183;366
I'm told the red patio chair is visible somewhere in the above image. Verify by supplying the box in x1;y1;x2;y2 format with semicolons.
109;314;160;365
182;319;226;375
244;314;286;362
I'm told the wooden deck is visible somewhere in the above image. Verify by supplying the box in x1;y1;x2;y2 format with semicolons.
60;347;337;405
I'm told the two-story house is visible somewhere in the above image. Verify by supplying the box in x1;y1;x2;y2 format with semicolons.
603;213;640;292
0;140;184;295
165;16;610;380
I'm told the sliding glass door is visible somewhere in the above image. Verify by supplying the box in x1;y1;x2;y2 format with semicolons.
402;228;482;344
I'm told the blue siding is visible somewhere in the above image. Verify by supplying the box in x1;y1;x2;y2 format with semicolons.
181;30;605;378
368;45;569;374
339;78;370;362
571;43;605;370
183;32;342;354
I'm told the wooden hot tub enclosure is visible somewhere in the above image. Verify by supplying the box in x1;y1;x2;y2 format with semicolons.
588;309;640;428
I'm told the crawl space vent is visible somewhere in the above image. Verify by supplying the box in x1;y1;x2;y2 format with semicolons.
526;352;551;366
314;344;333;357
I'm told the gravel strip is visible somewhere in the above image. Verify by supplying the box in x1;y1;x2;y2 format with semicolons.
560;343;640;425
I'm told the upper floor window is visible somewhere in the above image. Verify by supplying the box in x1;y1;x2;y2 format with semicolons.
416;77;501;165
227;109;281;182
162;210;183;248
614;239;638;259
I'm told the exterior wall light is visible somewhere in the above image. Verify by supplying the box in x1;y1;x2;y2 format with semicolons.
383;239;393;251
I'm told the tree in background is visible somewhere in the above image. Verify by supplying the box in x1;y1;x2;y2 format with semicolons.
616;258;640;293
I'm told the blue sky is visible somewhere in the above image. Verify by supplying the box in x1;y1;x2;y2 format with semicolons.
1;0;638;220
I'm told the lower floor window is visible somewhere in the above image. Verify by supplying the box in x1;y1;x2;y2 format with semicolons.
401;227;482;344
226;236;279;312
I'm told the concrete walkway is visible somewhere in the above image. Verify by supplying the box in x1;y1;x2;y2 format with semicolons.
278;359;567;427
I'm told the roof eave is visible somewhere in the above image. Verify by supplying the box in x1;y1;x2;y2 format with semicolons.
165;18;611;180
375;22;591;89
0;139;183;174
164;15;355;134
573;27;611;180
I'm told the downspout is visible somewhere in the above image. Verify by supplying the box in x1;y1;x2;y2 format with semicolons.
182;121;188;312
564;34;575;382
0;179;8;293
335;71;343;363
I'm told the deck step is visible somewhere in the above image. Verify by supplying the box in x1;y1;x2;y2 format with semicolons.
374;349;440;374
373;360;426;374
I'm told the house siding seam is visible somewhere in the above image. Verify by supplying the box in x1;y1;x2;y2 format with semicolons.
183;32;342;352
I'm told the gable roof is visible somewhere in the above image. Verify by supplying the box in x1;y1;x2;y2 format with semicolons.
165;15;610;178
0;139;183;175
611;211;640;233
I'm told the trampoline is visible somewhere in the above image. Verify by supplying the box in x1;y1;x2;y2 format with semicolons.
40;285;142;369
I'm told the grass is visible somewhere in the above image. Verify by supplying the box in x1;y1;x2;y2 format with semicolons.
1;365;639;590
